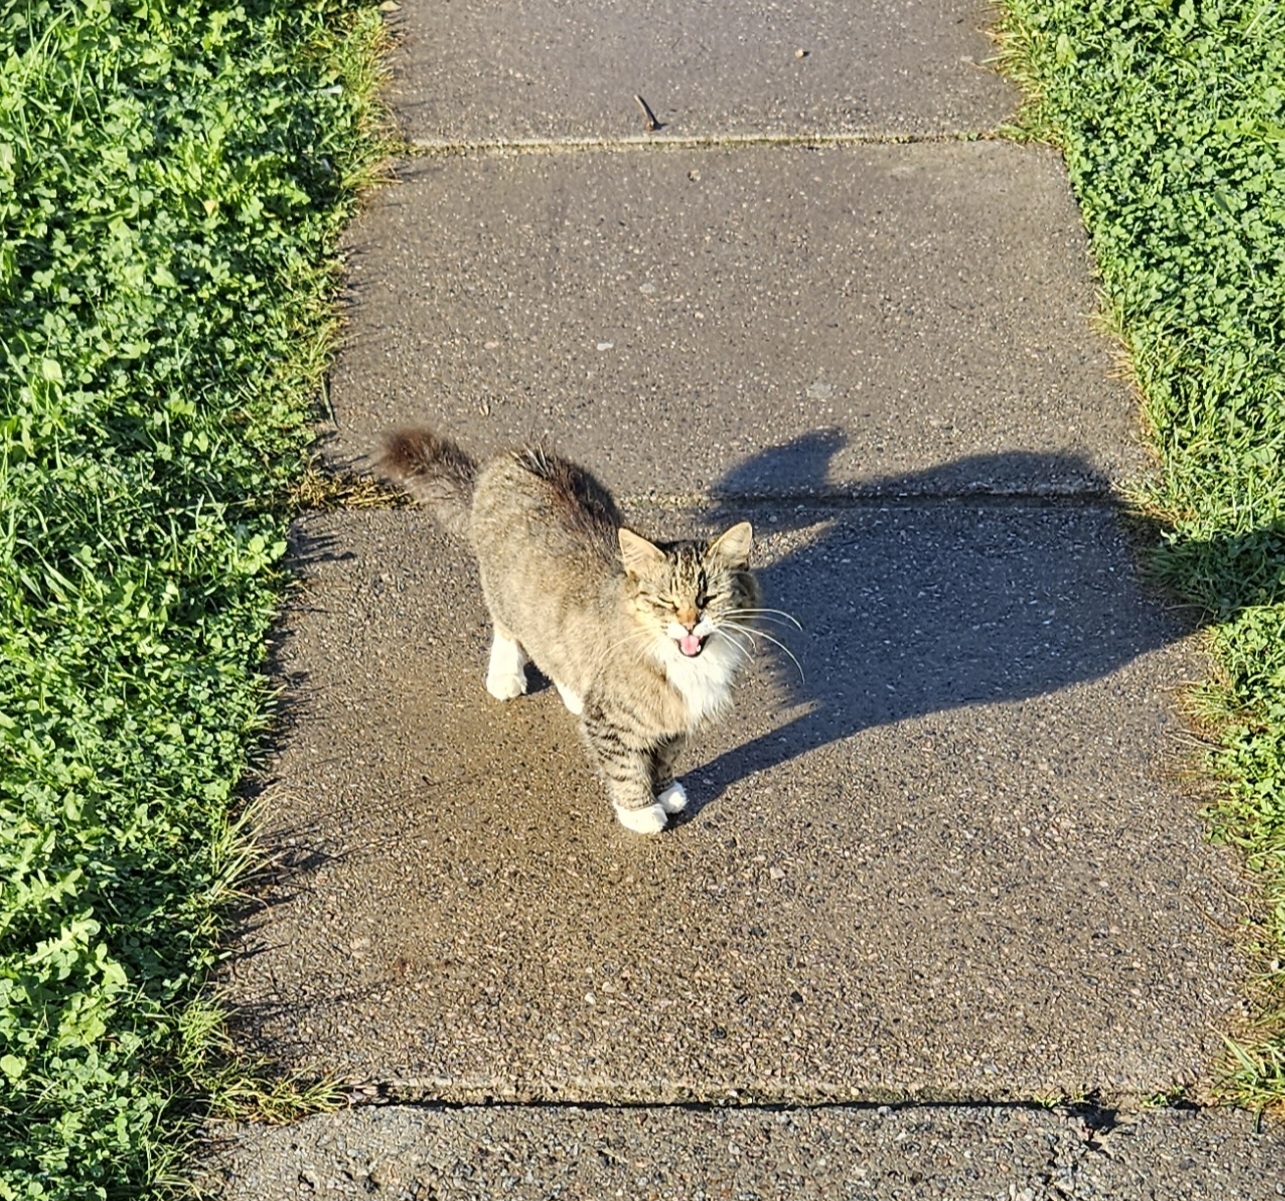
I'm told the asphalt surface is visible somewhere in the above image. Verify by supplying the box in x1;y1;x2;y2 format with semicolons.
225;505;1239;1102
327;142;1141;498
197;0;1284;1194
382;0;1011;142
200;1104;1285;1200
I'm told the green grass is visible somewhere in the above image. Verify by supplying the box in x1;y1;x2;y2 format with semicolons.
996;0;1285;1108
0;1;390;1195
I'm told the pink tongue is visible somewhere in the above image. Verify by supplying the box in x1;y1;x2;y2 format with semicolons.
680;633;702;657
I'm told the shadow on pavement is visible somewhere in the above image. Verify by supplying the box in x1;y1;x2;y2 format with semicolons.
689;432;1195;806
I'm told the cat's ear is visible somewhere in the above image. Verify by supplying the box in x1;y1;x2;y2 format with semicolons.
618;528;666;577
708;521;753;568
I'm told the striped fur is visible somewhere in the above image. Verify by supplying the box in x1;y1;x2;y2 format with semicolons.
376;427;760;833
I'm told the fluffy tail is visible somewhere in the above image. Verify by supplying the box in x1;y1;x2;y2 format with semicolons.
376;428;477;537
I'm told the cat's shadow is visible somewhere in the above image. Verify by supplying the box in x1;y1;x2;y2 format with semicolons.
669;431;1193;814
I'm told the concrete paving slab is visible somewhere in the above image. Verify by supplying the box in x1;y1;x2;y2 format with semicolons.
384;0;1015;144
329;142;1141;498
224;502;1243;1104
197;1103;1285;1200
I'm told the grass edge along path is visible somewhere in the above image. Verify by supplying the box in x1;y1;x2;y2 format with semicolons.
0;2;392;1196
996;0;1285;1111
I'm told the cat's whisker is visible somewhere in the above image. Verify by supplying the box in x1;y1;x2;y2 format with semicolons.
722;607;803;630
598;627;660;657
725;614;802;632
715;626;755;660
722;620;806;683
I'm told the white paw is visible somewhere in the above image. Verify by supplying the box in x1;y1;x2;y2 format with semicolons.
656;781;688;814
553;680;584;716
485;670;526;701
613;801;668;835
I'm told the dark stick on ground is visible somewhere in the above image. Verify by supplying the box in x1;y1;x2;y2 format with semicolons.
633;94;660;132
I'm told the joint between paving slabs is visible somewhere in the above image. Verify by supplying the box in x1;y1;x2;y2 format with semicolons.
335;1085;1210;1156
401;127;1017;159
300;477;1123;517
342;1078;1191;1120
293;465;412;511
620;488;1122;513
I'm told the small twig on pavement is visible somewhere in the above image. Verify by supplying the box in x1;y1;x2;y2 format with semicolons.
634;93;660;132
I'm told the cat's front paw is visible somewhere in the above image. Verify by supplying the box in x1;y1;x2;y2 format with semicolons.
485;670;527;701
613;801;668;835
656;781;688;814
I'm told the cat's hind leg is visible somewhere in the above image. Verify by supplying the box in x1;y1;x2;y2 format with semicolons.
651;735;689;814
485;624;529;701
553;679;584;716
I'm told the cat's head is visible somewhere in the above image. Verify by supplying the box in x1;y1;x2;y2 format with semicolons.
618;522;760;662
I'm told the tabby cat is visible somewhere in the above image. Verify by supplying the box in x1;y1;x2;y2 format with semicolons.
376;429;761;834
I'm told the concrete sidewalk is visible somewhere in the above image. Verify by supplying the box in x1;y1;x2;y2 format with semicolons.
198;0;1283;1195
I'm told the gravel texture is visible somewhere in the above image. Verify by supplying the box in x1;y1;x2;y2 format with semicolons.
198;1103;1285;1199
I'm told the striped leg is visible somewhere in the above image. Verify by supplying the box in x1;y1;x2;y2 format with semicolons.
581;704;667;835
651;735;688;814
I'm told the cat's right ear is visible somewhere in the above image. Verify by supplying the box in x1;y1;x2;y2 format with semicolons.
618;528;666;577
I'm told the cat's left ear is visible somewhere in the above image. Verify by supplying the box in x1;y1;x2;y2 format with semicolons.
708;521;753;568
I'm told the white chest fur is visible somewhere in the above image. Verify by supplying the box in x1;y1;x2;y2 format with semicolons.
660;634;743;728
